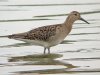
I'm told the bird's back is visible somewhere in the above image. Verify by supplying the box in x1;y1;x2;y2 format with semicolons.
8;24;64;41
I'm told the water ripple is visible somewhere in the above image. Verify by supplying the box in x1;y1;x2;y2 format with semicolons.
1;3;100;7
70;32;100;35
0;18;53;22
34;10;100;17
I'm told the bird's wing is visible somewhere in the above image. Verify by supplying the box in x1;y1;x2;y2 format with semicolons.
8;32;28;39
24;24;61;41
8;24;61;41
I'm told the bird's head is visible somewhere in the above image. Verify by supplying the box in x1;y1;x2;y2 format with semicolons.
68;11;89;24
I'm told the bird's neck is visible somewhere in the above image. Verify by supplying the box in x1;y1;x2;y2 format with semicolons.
63;16;75;33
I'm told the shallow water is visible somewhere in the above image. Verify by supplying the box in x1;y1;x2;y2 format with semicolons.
0;0;100;75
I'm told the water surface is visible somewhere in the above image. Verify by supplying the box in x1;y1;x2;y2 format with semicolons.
0;0;100;75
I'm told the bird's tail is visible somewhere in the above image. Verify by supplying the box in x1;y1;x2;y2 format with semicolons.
0;32;27;39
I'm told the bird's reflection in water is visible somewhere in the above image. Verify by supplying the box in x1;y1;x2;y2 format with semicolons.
9;53;76;74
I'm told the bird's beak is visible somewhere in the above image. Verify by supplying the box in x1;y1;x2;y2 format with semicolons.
80;17;90;24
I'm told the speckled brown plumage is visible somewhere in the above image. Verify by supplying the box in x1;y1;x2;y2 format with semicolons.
8;24;62;41
24;24;59;41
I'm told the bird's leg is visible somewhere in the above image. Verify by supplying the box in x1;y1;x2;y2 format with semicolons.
48;47;50;54
44;47;46;54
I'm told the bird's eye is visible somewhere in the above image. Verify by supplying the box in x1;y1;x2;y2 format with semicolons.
74;14;77;16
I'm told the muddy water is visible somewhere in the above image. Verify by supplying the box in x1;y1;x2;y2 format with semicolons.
0;0;100;75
